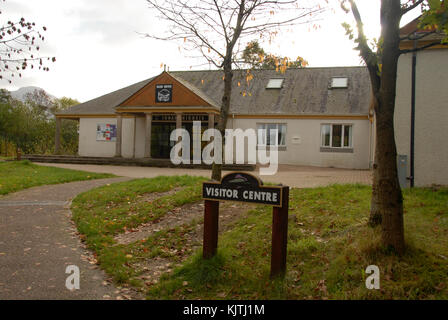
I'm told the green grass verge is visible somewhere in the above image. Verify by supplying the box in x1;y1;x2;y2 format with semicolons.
147;184;448;300
71;175;207;284
0;160;114;195
0;156;15;161
71;176;447;299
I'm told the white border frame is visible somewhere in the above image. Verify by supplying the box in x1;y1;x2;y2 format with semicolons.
256;123;287;147
320;123;353;149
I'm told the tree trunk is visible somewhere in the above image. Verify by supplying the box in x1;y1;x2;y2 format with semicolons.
374;0;405;254
375;111;404;253
16;147;21;161
368;96;382;227
369;151;382;227
211;58;233;181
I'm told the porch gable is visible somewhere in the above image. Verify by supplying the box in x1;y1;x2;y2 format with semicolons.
117;71;219;110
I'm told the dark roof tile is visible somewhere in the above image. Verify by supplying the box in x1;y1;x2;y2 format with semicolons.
172;67;371;115
58;67;371;116
57;77;154;115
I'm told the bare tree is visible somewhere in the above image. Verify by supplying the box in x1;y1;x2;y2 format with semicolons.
145;0;325;180
342;0;447;253
0;1;55;83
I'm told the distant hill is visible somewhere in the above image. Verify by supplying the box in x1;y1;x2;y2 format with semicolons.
9;86;56;103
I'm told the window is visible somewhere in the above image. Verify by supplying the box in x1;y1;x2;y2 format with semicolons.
266;78;284;89
321;124;352;148
331;77;348;88
257;123;286;146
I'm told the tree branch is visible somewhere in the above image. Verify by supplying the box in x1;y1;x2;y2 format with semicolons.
213;0;230;43
401;0;425;16
349;3;379;68
348;0;380;102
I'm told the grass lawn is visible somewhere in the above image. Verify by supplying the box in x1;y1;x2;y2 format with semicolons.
71;177;448;300
0;160;115;195
71;175;207;285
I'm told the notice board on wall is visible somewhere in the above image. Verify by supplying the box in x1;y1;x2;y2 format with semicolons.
96;123;117;142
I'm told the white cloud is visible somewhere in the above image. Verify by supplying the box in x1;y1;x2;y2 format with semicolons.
0;0;424;102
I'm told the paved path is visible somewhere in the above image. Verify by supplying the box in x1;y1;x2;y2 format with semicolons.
35;163;372;188
0;177;133;300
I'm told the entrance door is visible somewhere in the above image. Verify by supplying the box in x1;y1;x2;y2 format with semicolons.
150;121;208;159
151;123;176;159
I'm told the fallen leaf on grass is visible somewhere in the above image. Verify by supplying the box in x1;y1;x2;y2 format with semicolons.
315;279;328;296
435;282;446;291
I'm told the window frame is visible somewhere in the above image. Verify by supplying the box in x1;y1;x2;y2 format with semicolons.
257;123;287;147
320;123;353;149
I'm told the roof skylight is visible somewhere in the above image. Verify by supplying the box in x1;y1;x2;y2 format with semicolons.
266;78;284;89
331;77;348;88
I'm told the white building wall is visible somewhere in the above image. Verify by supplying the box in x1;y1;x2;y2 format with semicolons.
79;117;147;159
230;118;371;169
395;48;448;186
79;117;117;157
121;117;135;158
79;116;371;169
134;117;146;158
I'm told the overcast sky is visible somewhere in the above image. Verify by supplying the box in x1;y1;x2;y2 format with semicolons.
1;0;420;102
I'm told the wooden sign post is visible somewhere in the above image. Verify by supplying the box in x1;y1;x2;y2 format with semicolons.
271;186;289;277
202;172;289;278
203;199;219;259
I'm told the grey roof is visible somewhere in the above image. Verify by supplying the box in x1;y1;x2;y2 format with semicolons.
58;67;371;116
57;77;155;115
171;67;371;115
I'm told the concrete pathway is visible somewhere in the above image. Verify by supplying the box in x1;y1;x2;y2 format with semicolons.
35;163;372;188
0;177;134;300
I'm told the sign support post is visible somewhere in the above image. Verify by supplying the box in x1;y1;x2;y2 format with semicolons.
270;186;289;278
203;199;220;259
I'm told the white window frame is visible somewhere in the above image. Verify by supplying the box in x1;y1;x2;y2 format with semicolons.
257;123;287;147
321;123;353;148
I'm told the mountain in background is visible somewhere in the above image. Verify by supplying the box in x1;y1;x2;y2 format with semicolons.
9;86;57;103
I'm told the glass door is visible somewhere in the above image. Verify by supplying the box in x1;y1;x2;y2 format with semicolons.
151;122;176;159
